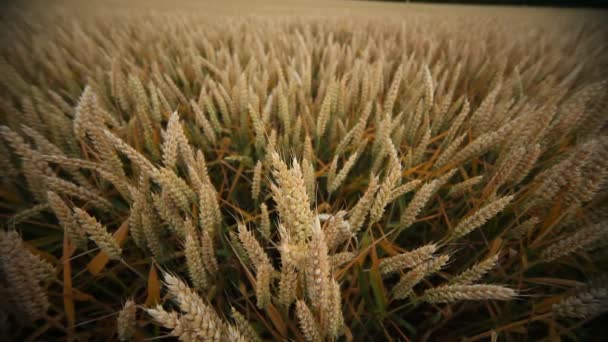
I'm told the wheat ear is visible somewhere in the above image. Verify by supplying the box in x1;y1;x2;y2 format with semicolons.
379;244;437;276
73;208;122;260
251;160;263;201
117;299;137;341
540;222;608;263
47;191;87;248
231;307;262;342
306;218;331;311
296;300;322;342
348;176;379;233
553;283;608;319
422;284;517;303
393;254;449;299
449;195;514;241
450;253;499;285
399;180;438;230
183;219;209;291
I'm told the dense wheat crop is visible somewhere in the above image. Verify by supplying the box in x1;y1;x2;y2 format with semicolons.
1;0;607;340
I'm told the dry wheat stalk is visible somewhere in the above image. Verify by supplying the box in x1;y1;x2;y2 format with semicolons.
6;198;45;223
335;102;372;156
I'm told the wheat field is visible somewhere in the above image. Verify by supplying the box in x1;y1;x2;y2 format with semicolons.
0;0;607;340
